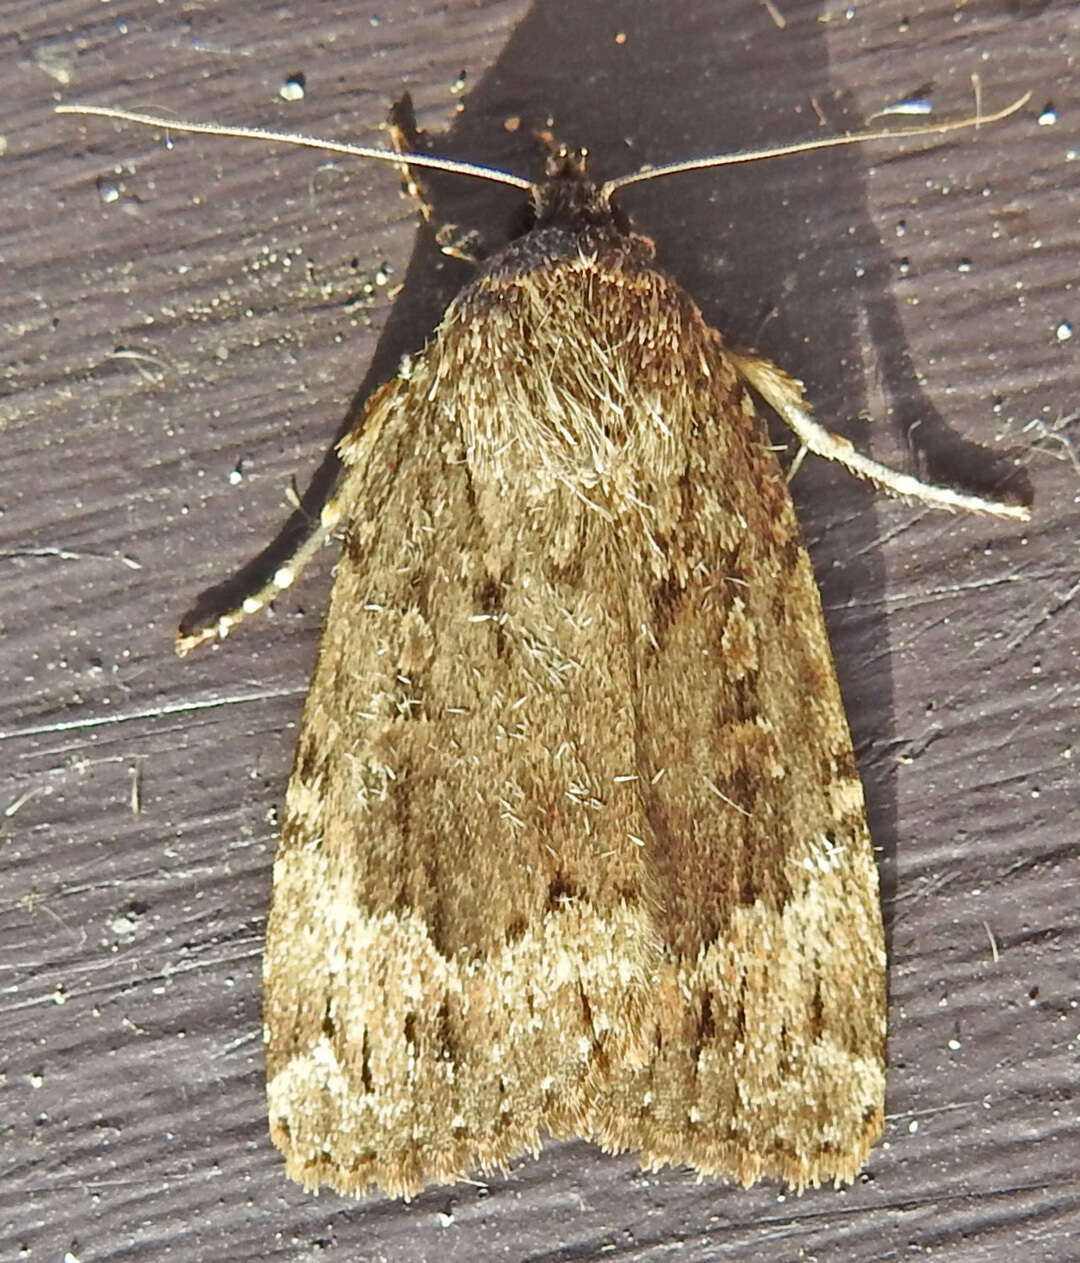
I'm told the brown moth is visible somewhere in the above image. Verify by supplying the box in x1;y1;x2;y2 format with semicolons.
59;93;1030;1199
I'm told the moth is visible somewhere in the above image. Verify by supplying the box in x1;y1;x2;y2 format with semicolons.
59;91;1030;1199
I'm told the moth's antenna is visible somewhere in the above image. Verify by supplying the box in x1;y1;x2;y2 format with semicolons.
57;90;1031;200
54;104;534;192
602;91;1032;197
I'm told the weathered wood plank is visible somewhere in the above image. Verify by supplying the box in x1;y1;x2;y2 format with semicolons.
3;0;1075;1258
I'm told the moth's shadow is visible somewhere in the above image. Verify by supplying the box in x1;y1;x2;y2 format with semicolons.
184;0;1027;943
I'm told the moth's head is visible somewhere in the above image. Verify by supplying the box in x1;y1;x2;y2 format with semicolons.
523;146;631;237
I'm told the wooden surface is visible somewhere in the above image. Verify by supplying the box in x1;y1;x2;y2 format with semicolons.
3;0;1076;1258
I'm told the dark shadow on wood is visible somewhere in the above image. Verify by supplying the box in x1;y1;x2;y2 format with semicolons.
177;0;955;947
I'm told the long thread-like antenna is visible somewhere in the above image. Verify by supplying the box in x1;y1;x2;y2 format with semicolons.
601;91;1031;196
55;103;534;191
57;90;1031;197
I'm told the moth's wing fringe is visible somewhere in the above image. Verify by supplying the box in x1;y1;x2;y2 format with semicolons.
263;236;885;1199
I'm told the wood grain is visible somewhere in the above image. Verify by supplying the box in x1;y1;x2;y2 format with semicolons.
3;0;1076;1258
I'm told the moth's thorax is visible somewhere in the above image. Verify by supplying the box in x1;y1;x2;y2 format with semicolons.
438;237;740;546
478;219;655;285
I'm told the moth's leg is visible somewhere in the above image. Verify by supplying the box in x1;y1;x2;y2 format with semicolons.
387;94;485;262
726;345;1031;522
174;479;345;657
175;380;399;656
